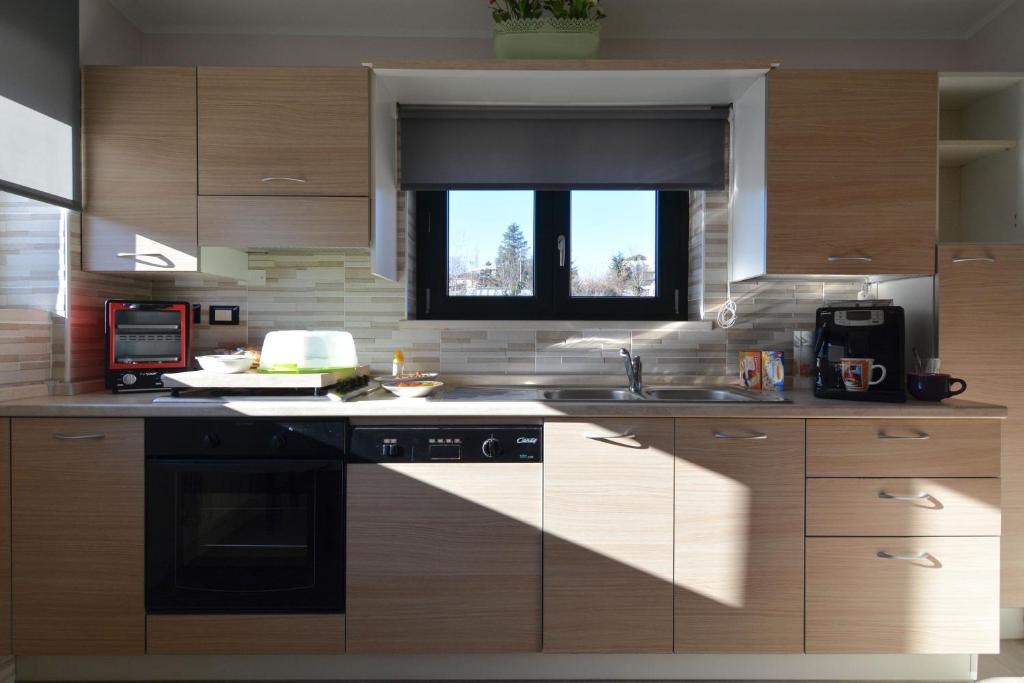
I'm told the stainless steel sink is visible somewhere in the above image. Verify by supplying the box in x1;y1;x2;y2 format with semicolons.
540;388;646;401
643;387;771;402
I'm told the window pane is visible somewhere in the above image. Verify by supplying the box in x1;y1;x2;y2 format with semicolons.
570;191;657;298
447;190;534;297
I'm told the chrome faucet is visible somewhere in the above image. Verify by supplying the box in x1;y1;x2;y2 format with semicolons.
619;348;643;394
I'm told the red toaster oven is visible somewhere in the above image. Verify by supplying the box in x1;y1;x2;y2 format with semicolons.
105;300;191;392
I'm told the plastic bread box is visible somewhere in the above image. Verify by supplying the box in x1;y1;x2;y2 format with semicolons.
258;330;359;373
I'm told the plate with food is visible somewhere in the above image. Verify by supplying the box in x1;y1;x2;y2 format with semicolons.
380;380;444;398
374;371;439;382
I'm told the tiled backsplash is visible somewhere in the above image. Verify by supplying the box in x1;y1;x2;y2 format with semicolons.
153;189;864;381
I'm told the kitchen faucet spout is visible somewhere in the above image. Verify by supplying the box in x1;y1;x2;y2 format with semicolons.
619;348;643;394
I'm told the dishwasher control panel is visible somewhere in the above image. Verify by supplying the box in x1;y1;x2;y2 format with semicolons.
349;426;542;463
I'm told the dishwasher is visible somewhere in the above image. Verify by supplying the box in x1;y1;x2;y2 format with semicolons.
346;425;542;653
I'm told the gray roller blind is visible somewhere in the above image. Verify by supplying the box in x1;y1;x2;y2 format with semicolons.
399;105;728;191
0;0;80;208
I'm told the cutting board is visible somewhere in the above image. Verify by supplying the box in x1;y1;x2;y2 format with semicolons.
162;366;368;390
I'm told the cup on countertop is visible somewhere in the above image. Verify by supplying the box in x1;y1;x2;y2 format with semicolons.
840;358;886;392
908;372;967;402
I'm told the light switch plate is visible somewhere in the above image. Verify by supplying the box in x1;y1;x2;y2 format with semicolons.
209;305;240;325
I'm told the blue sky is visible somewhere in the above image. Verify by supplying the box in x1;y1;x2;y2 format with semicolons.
447;190;657;280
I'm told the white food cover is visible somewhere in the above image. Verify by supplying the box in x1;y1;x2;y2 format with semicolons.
258;330;359;372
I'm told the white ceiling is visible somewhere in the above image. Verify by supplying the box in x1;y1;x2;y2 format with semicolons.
108;0;1015;40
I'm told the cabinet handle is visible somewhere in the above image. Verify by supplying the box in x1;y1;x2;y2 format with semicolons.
260;176;307;183
117;252;164;258
878;491;931;501
952;256;996;264
584;431;636;440
713;431;768;440
877;551;930;562
878;432;930;441
52;433;105;441
827;256;873;263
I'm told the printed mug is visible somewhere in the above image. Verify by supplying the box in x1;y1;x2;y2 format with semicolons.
840;358;887;392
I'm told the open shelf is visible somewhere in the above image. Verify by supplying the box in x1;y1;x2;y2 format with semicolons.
939;139;1017;167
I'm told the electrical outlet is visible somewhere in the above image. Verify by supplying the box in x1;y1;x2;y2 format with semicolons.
248;270;267;286
209;305;240;325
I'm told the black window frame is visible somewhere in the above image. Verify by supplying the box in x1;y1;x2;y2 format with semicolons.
415;189;688;321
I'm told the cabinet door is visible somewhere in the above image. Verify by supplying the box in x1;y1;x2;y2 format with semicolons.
939;245;1024;605
82;66;198;272
198;196;369;248
346;463;541;653
0;420;9;657
11;419;144;654
543;419;674;653
806;537;998;653
198;67;369;196
674;419;804;653
766;70;937;275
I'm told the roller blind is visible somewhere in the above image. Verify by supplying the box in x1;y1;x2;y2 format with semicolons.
399;105;728;191
0;0;80;207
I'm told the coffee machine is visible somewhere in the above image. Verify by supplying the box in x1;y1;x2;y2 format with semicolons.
813;301;906;403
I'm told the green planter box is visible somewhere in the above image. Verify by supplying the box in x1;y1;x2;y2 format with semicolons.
493;18;601;59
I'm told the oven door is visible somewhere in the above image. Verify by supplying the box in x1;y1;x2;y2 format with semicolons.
146;459;344;613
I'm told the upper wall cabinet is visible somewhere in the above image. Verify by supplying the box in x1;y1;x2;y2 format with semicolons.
82;66;199;272
766;70;938;276
197;67;369;197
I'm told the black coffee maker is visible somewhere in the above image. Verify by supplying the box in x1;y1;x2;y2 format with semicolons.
813;302;906;403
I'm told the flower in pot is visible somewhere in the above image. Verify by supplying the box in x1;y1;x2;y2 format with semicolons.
490;0;606;59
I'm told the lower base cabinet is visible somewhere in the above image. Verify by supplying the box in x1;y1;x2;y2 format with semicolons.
674;419;805;653
806;537;999;654
11;418;145;655
146;614;345;654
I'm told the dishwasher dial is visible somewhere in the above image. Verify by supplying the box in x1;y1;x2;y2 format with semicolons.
481;437;503;459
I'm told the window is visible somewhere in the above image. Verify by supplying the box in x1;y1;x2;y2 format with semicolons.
416;190;687;320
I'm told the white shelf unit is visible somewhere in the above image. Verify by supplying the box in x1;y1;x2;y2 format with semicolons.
938;74;1024;243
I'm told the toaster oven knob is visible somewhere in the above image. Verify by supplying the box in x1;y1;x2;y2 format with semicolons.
122;373;137;386
202;433;221;449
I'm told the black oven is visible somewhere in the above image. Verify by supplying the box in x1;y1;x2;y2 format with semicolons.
145;418;345;613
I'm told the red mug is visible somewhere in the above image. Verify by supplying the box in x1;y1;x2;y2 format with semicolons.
908;373;967;401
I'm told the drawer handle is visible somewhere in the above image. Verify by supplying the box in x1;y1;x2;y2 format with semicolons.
878;491;931;502
952;256;996;264
827;256;873;263
583;432;636;440
260;176;307;183
53;433;105;441
878;432;930;441
876;548;933;561
713;431;768;440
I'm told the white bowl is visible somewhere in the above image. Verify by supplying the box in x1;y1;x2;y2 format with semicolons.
197;355;253;374
381;380;444;399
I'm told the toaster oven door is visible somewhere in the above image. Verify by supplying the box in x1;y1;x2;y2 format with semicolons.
108;302;188;369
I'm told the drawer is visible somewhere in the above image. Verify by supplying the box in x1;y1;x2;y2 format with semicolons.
147;614;345;654
806;537;998;654
807;478;1001;536
807;419;1000;477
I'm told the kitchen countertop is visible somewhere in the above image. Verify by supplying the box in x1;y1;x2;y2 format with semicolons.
0;386;1007;419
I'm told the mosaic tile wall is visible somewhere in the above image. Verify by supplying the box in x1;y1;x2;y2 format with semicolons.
148;189;864;382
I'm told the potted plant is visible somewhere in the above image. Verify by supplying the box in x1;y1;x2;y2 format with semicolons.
490;0;606;59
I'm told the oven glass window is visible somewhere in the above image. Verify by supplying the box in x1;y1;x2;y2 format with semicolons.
175;469;317;593
114;309;182;363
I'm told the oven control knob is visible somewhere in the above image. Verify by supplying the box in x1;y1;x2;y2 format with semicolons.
202;433;221;449
270;433;286;450
122;373;137;386
481;437;502;459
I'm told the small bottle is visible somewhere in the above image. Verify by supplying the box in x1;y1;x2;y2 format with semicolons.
392;349;405;378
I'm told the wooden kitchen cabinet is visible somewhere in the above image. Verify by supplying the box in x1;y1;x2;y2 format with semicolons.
765;70;937;275
346;463;542;653
0;420;10;657
806;537;999;653
674;419;804;654
82;66;199;272
939;245;1024;605
11;418;144;655
198;196;369;248
543;419;674;653
198;67;369;196
147;614;345;655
